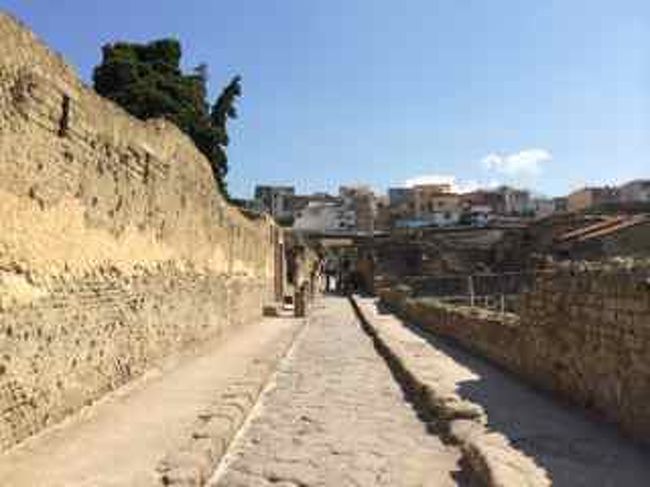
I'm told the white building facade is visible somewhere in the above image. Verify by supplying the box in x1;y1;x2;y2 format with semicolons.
620;180;650;203
293;201;356;234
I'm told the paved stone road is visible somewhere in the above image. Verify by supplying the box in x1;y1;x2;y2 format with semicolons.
210;297;463;487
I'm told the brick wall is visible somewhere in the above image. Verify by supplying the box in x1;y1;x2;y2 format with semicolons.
381;266;650;442
0;13;282;451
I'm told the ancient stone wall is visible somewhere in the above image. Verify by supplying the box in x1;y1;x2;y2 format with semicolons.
381;266;650;442
0;13;282;451
372;227;532;285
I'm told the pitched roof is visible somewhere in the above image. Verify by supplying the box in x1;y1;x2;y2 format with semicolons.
557;215;649;243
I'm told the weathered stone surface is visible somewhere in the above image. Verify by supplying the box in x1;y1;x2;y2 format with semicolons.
352;295;550;487
0;12;283;451
0;315;301;486
356;295;650;487
158;329;305;487
210;297;463;486
380;267;650;442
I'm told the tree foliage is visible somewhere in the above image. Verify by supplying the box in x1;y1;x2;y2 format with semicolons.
92;39;241;196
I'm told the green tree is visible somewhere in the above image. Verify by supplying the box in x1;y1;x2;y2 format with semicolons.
210;75;242;194
92;39;241;197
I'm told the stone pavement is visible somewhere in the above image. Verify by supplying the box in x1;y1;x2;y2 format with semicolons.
2;295;643;487
0;316;302;486
209;297;464;487
353;296;650;487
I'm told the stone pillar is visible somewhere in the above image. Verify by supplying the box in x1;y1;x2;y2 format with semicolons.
294;284;306;318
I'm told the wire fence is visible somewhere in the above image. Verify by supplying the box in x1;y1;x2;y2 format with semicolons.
384;264;650;314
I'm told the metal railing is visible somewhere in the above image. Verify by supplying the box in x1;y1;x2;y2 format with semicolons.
400;271;545;314
386;263;650;314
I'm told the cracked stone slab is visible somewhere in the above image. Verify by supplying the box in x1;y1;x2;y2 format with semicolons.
210;297;464;487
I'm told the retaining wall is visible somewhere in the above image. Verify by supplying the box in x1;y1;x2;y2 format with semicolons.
381;267;650;442
0;12;281;451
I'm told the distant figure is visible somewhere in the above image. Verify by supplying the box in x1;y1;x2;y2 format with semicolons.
339;258;352;294
324;258;337;293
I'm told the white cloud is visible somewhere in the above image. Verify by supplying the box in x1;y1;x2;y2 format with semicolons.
481;148;552;178
402;174;482;194
398;149;551;196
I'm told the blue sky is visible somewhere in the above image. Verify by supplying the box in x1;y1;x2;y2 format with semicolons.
3;0;649;198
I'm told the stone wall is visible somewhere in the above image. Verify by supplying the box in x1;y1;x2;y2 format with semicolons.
0;13;282;451
372;227;532;286
381;266;650;442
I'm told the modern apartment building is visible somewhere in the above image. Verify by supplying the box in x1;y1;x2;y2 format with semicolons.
254;185;296;222
567;186;620;212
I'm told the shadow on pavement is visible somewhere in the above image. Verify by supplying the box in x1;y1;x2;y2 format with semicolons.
380;302;650;487
351;298;481;487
